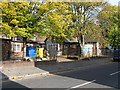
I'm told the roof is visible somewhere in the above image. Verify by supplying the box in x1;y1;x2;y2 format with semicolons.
84;32;100;43
0;38;12;41
36;37;46;43
63;38;98;44
64;38;78;43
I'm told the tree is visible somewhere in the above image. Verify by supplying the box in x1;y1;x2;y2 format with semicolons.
34;2;73;43
66;2;106;57
97;5;118;48
1;2;38;58
1;2;35;38
1;2;74;58
108;12;120;49
1;2;75;42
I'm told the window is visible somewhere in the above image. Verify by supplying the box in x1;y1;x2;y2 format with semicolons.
27;44;33;47
12;37;17;41
12;43;21;52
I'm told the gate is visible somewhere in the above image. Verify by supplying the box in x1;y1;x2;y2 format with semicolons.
47;43;58;60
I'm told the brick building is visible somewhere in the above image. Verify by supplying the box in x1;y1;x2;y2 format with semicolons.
1;35;46;60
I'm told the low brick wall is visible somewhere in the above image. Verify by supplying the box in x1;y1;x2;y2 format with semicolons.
2;61;34;69
34;60;57;67
2;60;58;69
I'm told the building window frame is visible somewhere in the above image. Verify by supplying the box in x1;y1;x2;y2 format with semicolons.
12;43;21;52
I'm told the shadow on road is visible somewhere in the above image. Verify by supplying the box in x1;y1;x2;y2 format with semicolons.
2;56;119;89
34;58;119;89
67;56;111;60
1;73;31;89
56;63;119;88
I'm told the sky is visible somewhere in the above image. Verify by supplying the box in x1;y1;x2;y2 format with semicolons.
108;0;119;6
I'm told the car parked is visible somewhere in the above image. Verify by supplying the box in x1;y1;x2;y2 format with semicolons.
113;50;120;62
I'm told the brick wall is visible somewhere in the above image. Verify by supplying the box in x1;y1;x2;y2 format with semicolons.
2;39;40;60
10;42;23;59
10;42;38;59
2;40;11;60
0;40;2;61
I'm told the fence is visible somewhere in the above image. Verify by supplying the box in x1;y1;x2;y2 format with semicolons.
62;46;113;58
98;48;113;57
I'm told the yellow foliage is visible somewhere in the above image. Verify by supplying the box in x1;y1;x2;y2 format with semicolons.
10;19;19;25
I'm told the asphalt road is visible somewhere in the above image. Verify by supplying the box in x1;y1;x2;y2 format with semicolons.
2;62;120;89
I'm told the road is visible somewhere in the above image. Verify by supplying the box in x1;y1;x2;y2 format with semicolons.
2;61;120;89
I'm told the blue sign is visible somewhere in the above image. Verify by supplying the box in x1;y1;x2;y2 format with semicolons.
83;47;88;53
26;47;36;58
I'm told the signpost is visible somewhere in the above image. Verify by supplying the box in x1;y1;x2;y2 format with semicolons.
36;48;44;58
26;47;36;58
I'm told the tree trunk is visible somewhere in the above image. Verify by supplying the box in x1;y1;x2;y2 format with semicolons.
78;33;85;60
23;37;27;60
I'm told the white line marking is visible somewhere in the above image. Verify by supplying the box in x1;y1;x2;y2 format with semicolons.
110;71;120;76
70;80;96;89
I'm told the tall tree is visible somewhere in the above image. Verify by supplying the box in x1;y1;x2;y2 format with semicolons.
35;2;73;42
1;2;36;38
108;12;120;49
97;5;118;48
67;2;106;57
1;2;39;58
1;2;74;42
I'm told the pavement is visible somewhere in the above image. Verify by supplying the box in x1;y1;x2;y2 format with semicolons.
0;57;113;81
